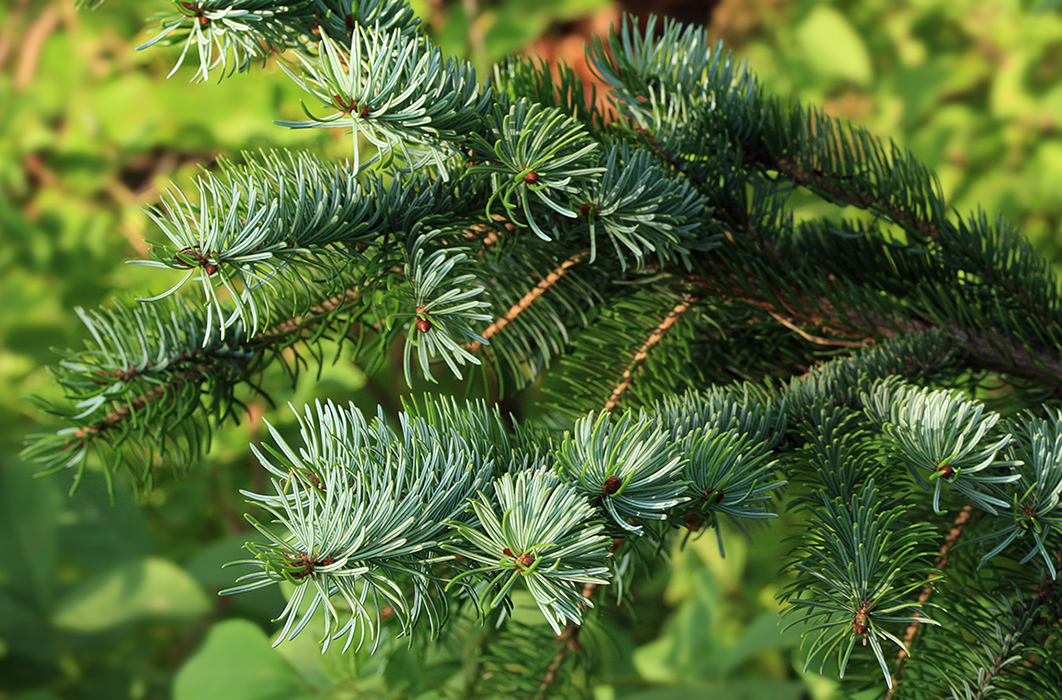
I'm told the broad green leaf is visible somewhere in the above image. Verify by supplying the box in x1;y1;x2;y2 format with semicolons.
58;471;150;573
0;586;59;662
52;557;210;632
718;612;803;676
173;620;313;700
0;456;59;608
633;581;721;684
796;7;873;86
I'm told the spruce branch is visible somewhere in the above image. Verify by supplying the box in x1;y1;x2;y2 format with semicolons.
278;26;487;174
445;468;612;635
138;0;421;82
554;410;687;535
226;399;494;650
969;411;1062;577
468;99;605;240
494;55;607;134
782;481;941;689
35;5;1062;697
862;379;1022;515
138;0;316;82
568;144;717;269
399;235;492;383
23;298;256;487
132;151;474;340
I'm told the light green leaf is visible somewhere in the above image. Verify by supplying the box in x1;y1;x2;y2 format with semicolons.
52;557;210;632
796;7;873;86
173;620;313;700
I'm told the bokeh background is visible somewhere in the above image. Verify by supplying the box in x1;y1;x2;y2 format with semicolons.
3;1;1062;698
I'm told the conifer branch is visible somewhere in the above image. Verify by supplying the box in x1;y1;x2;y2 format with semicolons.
766;310;871;348
68;371;198;449
694;263;1062;390
768;155;940;241
34;7;1062;697
254;287;365;339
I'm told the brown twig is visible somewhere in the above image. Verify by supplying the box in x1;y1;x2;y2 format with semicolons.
255;287;365;339
691;264;1062;393
601;293;700;412
533;581;599;699
767;310;871;348
467;251;589;353
14;6;61;91
69;373;194;448
887;505;974;695
462;214;512;250
0;0;31;75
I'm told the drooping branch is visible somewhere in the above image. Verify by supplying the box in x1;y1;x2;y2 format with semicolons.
769;155;940;241
691;262;1062;392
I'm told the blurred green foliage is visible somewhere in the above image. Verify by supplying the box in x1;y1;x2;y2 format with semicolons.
3;0;1062;698
725;0;1062;264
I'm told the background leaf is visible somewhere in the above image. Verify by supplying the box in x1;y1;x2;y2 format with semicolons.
52;557;210;632
173;620;314;700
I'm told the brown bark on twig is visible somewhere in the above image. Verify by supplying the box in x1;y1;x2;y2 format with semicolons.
467;252;589;353
602;293;701;411
886;506;974;694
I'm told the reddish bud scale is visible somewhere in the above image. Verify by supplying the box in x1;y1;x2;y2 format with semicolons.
853;611;868;635
523;171;539;184
287;552;334;580
935;463;955;479
703;488;725;504
1018;505;1038;530
602;475;623;496
519;553;534;568
416;317;432;333
180;2;208;26
174;249;196;268
502;548;513;558
204;263;218;276
853;598;874;635
683;512;702;532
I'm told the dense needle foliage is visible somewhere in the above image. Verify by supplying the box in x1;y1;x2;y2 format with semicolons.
22;1;1062;697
